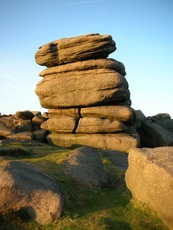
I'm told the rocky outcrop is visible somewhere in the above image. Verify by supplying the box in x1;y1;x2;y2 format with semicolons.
137;113;173;147
125;147;173;230
0;110;48;142
0;161;63;225
34;33;140;151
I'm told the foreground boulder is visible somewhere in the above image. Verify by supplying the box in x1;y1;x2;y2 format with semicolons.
125;147;173;230
0;161;63;225
65;146;108;187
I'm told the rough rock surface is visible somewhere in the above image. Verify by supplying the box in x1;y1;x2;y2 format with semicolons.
35;33;116;67
14;120;32;133
101;150;128;170
0;111;48;143
0;123;13;138
0;161;63;225
41;116;78;133
125;147;173;230
35;69;129;108
139;120;173;147
48;108;80;117
15;110;34;120
80;105;133;122
65;146;108;187
47;132;139;152
76;117;128;133
34;33;139;151
33;129;48;142
7;131;33;140
39;58;126;77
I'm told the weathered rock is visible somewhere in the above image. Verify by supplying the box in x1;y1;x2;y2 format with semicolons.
42;111;49;119
0;161;63;225
0;123;13;138
39;58;126;77
101;150;128;170
35;70;129;108
41;116;79;133
31;111;42;116
133;110;146;128
33;129;48;142
76;117;127;133
80;105;133;123
15;110;34;120
125;147;173;230
32;115;45;125
14;120;32;133
0;115;19;129
48;108;80;117
8;131;33;140
65;146;108;187
154;119;173;132
47;132;139;152
32;115;47;131
151;113;171;121
139;120;173;147
35;33;116;67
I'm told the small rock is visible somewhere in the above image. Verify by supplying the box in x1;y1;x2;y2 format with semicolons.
8;131;33;140
33;129;48;142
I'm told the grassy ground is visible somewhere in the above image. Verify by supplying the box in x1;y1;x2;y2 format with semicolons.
0;140;168;230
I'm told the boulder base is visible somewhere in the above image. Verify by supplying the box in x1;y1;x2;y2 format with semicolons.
47;132;139;152
125;147;173;230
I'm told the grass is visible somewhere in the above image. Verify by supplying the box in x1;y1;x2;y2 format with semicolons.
0;140;168;230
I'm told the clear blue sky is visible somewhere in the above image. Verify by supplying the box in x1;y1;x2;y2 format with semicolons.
0;0;173;117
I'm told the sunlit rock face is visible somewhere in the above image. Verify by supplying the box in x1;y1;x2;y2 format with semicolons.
34;33;140;151
125;147;173;230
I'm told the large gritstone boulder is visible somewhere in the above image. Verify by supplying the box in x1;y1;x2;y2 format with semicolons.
0;161;63;225
35;33;116;66
125;147;173;230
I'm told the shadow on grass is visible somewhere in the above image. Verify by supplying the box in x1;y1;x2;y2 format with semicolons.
100;218;132;230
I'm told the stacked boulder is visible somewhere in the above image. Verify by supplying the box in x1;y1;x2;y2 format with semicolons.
35;33;140;152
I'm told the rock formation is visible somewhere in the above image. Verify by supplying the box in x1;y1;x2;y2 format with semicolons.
0;161;63;225
137;113;173;147
125;147;173;230
34;33;140;152
0;110;48;142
